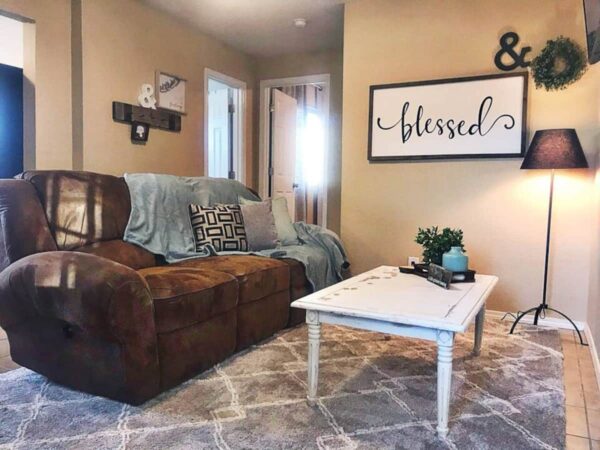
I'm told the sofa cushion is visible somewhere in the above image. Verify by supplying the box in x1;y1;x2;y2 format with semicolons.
171;255;289;304
138;266;238;334
74;240;157;270
18;171;131;250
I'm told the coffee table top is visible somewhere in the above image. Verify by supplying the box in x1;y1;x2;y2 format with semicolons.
291;266;498;332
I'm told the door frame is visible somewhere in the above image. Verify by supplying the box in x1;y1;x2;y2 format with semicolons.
204;68;246;183
259;73;331;227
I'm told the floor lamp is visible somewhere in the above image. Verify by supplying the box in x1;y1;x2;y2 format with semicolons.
509;129;589;346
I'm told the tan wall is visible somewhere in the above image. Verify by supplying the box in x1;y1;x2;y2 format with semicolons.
342;0;600;319
80;0;256;184
254;50;343;233
0;0;72;170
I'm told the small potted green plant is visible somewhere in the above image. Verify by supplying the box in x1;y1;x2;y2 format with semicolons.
415;226;464;266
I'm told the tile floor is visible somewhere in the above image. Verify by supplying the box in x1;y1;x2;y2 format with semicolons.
562;329;600;450
0;326;598;448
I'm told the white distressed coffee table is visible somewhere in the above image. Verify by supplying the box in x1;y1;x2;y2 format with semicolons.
291;265;498;437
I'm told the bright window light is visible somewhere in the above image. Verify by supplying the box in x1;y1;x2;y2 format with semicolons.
301;111;324;188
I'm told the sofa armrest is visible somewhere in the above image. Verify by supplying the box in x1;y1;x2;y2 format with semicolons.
0;251;160;404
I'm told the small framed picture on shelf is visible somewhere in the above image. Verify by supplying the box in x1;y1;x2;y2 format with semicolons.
131;121;150;143
156;71;187;114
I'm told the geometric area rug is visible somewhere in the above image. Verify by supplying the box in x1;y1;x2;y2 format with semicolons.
0;318;565;449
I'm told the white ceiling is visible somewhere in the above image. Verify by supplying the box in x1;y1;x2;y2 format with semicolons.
141;0;345;58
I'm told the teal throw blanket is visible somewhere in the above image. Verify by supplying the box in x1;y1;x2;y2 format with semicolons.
123;173;348;291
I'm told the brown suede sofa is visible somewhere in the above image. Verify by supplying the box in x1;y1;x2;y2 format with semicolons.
0;170;312;404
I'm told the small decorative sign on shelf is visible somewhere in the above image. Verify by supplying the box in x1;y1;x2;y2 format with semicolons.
426;264;453;289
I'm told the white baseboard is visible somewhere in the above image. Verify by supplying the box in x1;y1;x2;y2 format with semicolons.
584;325;600;394
487;309;586;332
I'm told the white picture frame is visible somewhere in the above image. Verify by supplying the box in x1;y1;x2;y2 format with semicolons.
156;71;187;114
368;72;528;161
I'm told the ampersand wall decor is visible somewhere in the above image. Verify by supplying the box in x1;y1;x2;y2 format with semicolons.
494;32;532;71
138;83;157;109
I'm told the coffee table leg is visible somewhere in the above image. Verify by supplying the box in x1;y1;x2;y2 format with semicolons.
473;305;485;356
306;310;321;406
436;330;454;438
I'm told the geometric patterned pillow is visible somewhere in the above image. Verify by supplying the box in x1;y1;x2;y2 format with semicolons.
189;204;248;253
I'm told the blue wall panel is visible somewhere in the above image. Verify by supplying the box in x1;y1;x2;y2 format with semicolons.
0;63;23;178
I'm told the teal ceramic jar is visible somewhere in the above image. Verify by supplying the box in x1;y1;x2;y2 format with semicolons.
442;247;468;272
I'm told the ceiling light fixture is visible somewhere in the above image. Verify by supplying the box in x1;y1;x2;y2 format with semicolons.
293;18;307;28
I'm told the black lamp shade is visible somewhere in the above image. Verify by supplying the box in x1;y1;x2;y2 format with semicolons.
521;129;588;170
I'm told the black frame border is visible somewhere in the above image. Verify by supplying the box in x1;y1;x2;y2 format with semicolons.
367;72;529;162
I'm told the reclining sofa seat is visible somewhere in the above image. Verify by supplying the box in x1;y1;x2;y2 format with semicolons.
0;171;312;404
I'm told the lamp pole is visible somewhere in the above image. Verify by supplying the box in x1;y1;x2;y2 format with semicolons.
510;169;587;345
538;169;554;317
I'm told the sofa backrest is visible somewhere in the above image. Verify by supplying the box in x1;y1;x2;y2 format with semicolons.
1;170;261;272
17;171;132;250
0;179;58;272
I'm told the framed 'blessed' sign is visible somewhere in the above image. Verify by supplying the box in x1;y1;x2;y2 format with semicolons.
368;72;528;161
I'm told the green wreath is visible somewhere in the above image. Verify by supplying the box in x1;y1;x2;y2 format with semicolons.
531;36;587;91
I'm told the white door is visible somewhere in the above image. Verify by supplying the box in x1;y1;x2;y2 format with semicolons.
271;89;297;218
207;80;230;178
205;70;246;182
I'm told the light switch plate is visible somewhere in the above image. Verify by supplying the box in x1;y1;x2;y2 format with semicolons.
408;256;420;266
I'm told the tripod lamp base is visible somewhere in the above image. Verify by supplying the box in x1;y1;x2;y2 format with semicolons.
509;304;587;346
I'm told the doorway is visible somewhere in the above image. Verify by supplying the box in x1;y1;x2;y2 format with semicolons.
204;68;246;182
260;74;330;227
0;14;23;178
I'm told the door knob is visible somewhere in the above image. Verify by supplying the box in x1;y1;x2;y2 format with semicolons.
292;183;299;189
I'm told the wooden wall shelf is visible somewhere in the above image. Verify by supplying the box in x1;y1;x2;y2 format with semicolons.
112;101;181;132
